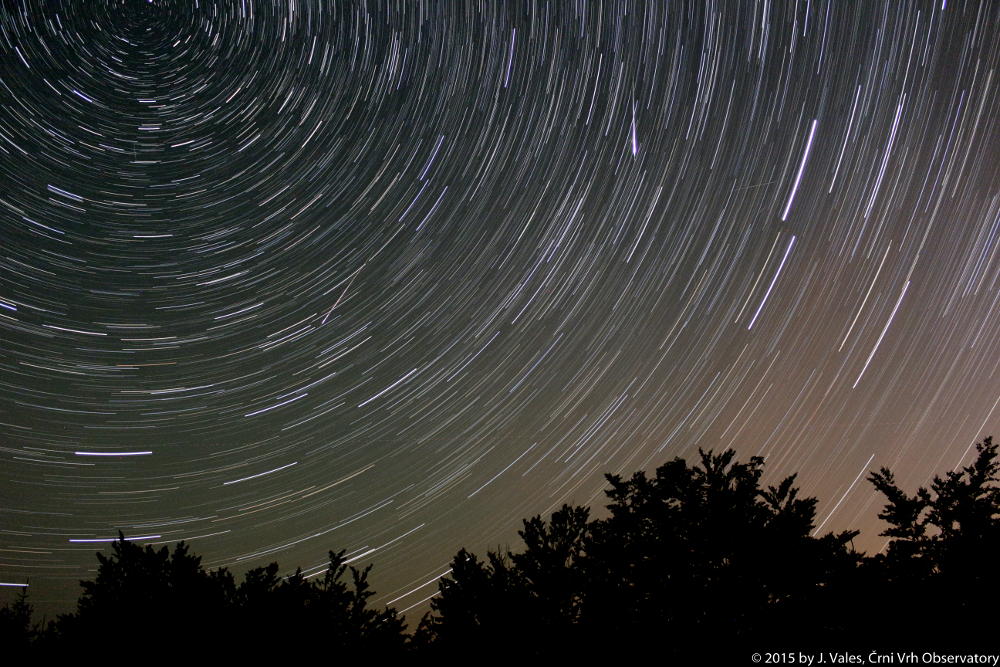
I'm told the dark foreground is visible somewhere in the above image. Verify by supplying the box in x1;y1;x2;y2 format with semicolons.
5;439;999;657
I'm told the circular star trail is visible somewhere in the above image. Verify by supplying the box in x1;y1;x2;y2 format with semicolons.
3;0;1000;618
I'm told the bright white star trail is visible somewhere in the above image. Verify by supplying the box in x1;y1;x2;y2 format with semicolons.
3;0;1000;621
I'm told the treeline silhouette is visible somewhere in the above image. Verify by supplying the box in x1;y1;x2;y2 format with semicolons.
5;438;999;655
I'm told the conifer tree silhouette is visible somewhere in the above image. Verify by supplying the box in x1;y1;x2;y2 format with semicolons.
0;583;38;653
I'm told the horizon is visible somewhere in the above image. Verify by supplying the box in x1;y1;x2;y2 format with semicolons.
3;0;999;623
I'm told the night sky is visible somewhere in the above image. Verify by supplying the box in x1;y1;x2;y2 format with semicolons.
3;0;1000;620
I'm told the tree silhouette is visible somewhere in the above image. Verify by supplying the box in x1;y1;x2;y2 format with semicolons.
866;437;1000;638
51;533;231;652
414;546;533;654
419;449;863;653
513;503;589;639
15;441;1000;653
0;583;39;654
231;549;405;655
583;448;860;643
46;534;406;656
297;550;407;654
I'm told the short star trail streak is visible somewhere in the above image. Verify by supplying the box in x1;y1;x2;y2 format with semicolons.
2;0;1000;618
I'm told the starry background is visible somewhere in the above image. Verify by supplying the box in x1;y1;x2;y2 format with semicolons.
2;0;1000;620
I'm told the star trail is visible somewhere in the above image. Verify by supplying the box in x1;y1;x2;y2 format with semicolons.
2;0;1000;620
